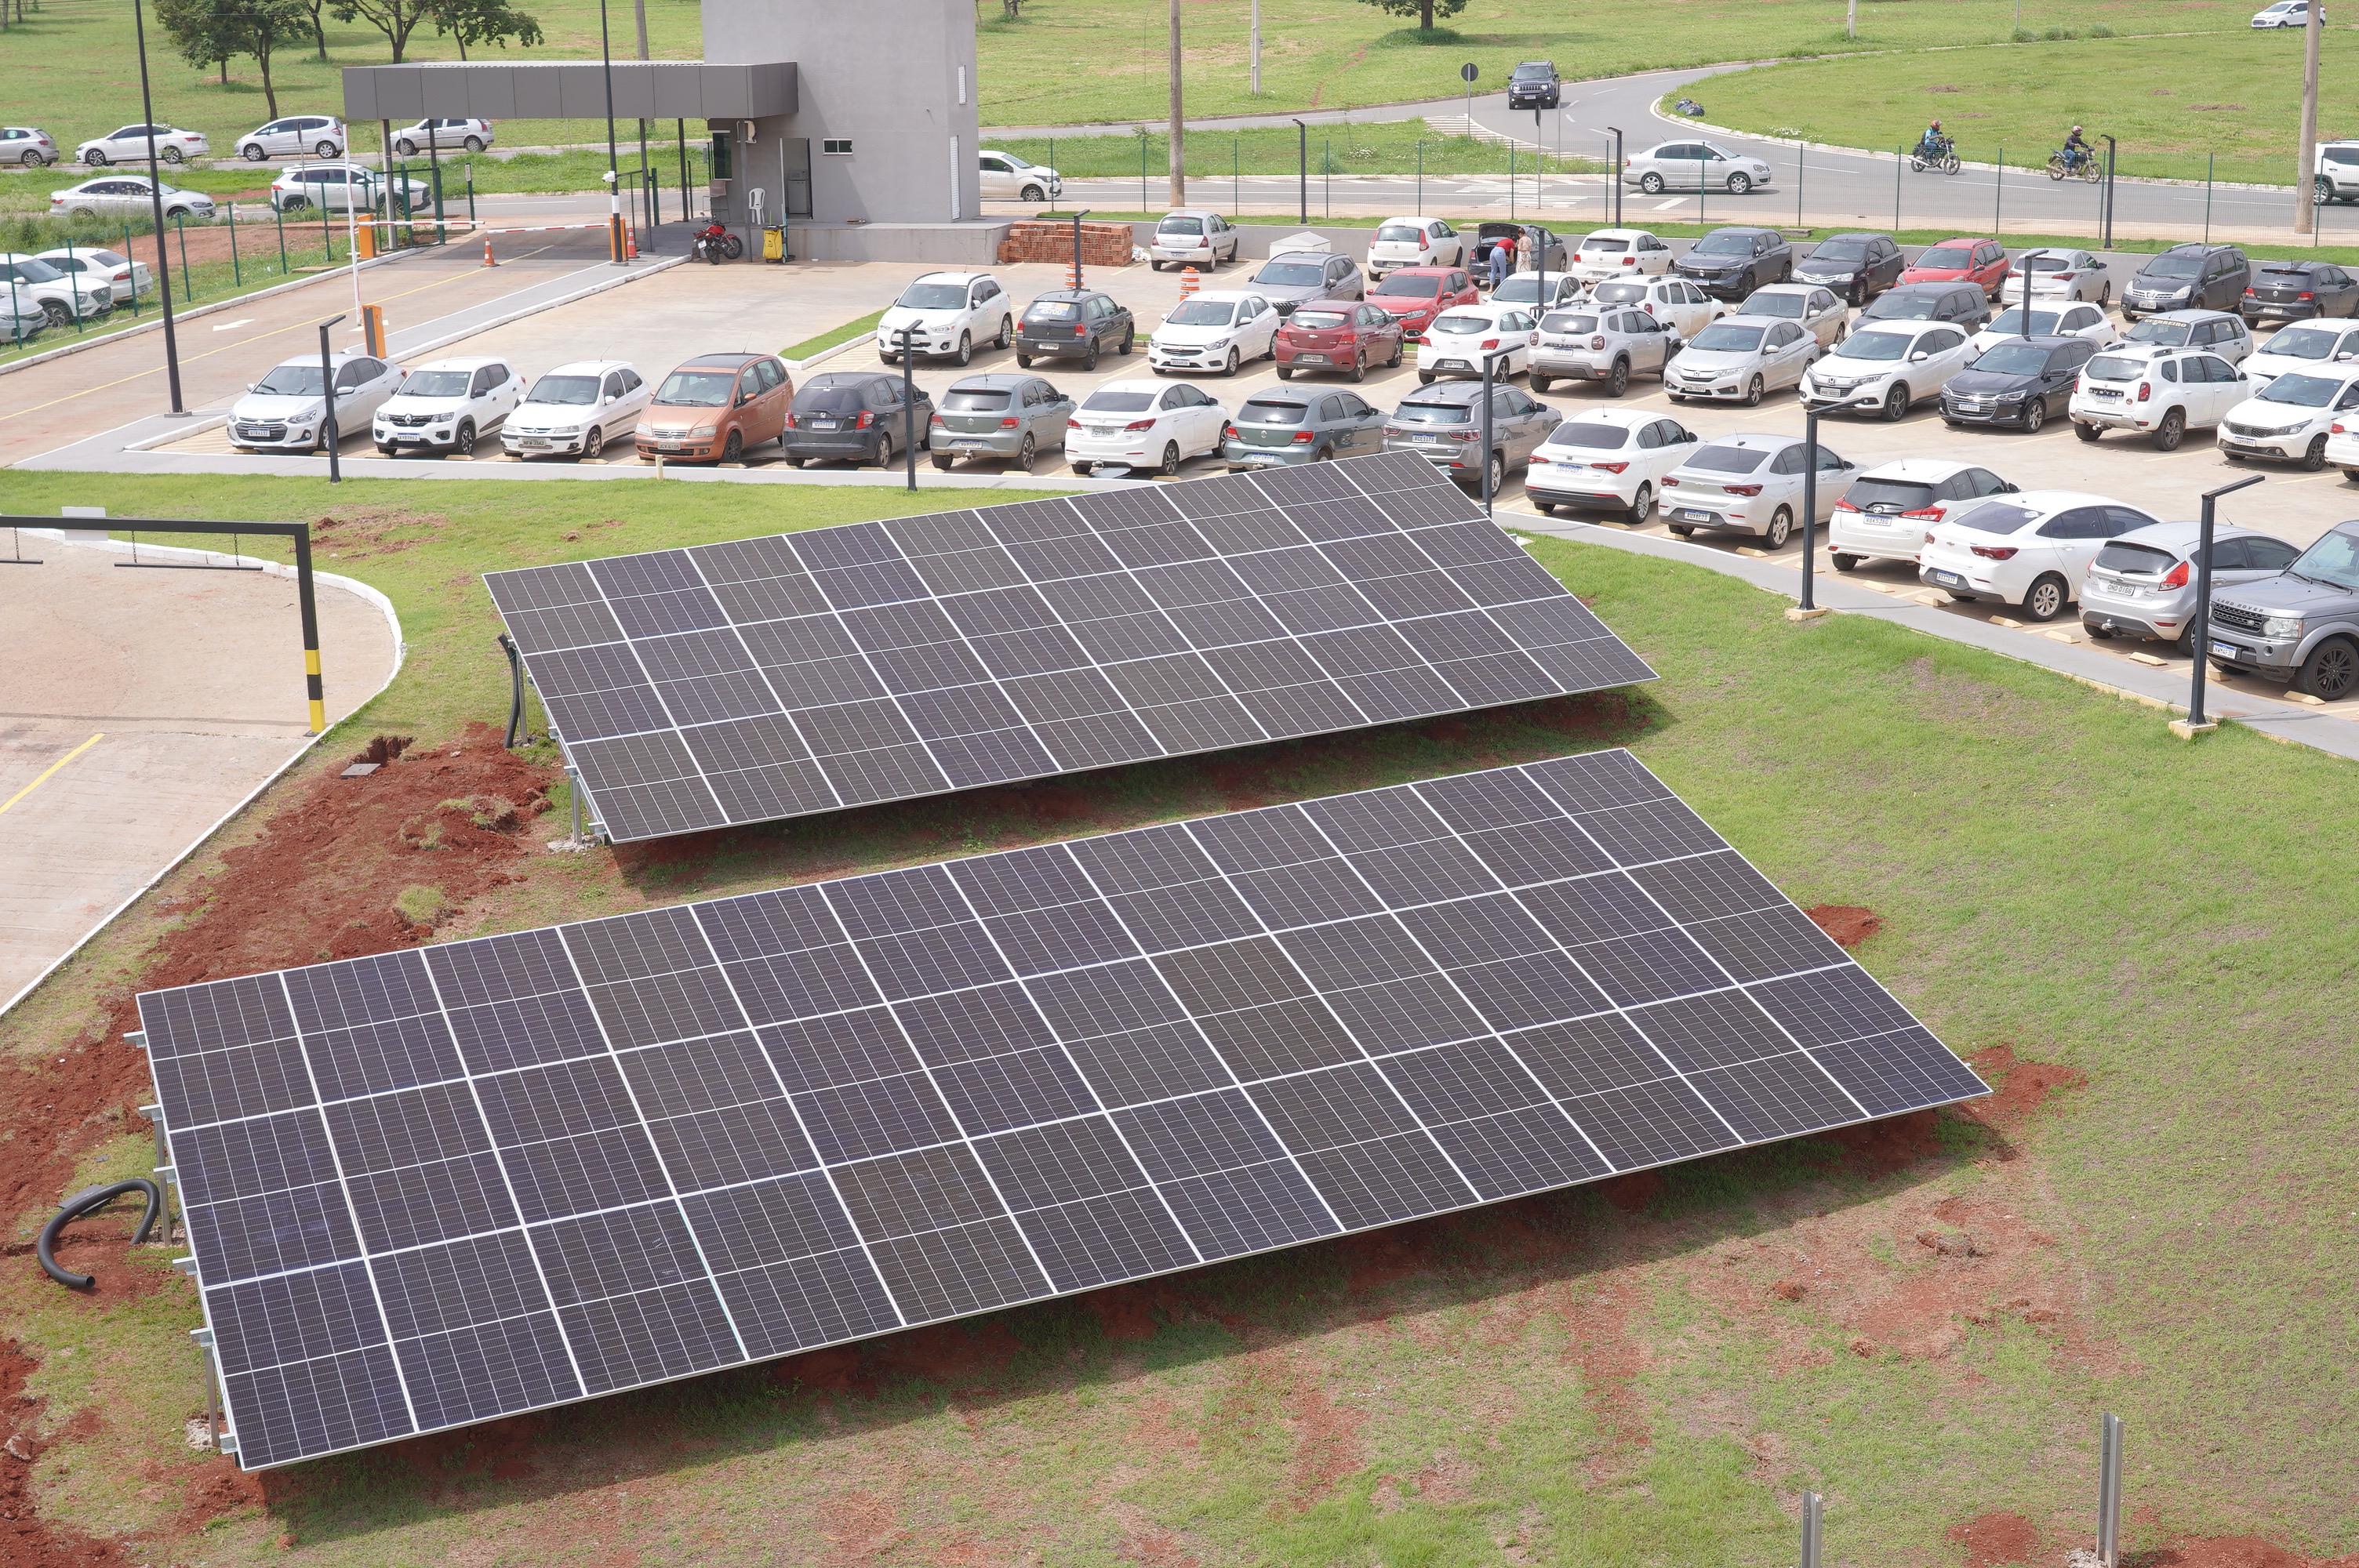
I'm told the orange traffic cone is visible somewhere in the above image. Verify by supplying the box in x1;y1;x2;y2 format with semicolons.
482;237;496;267
625;223;638;260
1063;262;1079;289
1178;265;1201;299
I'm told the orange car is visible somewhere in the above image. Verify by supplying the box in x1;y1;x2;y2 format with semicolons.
634;351;793;463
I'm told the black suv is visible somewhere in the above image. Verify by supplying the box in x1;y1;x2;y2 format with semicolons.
2122;243;2249;321
1794;231;1906;304
1674;226;1792;301
1507;60;1561;110
1015;289;1135;370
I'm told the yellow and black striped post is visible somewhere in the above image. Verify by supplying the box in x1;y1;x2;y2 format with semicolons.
289;522;326;734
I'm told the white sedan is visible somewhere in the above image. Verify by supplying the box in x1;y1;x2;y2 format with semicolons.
1569;228;1674;285
1800;319;1979;419
227;352;404;453
373;355;525;458
1741;282;1849;348
1918;491;2164;621
2244;319;2359;388
1367;216;1466;274
2220;366;2359;468
2008;248;2112;304
48;176;215;222
78;123;208;165
1623;140;1776;196
1525;408;1700;521
1416;303;1538;382
1587;274;1725;339
1827;458;2019;571
507;361;652;459
1664;315;1820;405
1971;300;2117;354
876;271;1016;366
1660;432;1859;550
1149;289;1280;376
36;245;151;300
1067;379;1228;476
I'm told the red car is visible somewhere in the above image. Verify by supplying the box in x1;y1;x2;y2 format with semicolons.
1366;264;1478;342
1899;237;2011;299
1274;300;1406;381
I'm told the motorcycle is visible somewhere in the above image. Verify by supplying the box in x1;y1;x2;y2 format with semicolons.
2048;147;2101;183
1909;135;1961;176
691;222;745;263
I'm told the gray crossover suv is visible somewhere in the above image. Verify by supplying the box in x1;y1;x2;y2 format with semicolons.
2201;520;2359;699
929;373;1074;471
1383;380;1562;492
1223;387;1388;470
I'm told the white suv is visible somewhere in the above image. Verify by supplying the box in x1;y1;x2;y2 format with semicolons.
394;118;495;155
0;253;109;327
2070;345;2249;449
238;115;346;161
373;356;525;458
1800;318;1976;420
877;271;1015;365
271;164;432;214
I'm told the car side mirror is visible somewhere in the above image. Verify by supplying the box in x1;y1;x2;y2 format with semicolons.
1910;350;1930;361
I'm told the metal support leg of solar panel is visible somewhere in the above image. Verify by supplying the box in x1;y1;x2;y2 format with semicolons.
136;748;1986;1468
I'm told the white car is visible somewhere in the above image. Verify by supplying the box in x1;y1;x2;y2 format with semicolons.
237;114;345;162
2120;309;2252;365
1971;301;2117;354
2008;247;2111;304
1918;491;2165;622
1623;140;1775;196
977;149;1061;201
271;164;431;214
1827;459;2018;571
394;118;495;155
508;361;652;459
1660;433;1859;550
1149;289;1280;376
78;123;208;165
1147;210;1241;270
2219;366;2359;468
2245;319;2359;388
227;352;404;453
1489;271;1586;312
1587;274;1725;338
0;289;45;346
877;271;1015;365
1800;319;1978;420
2;127;60;167
36;245;151;301
1569;228;1674;284
2070;345;2249;448
373;355;525;458
1066;379;1228;476
1528;303;1683;395
1742;282;1848;348
48;176;216;222
1666;314;1821;405
1417;303;1538;382
1524;408;1700;521
2253;0;2319;24
1368;216;1465;275
0;253;107;327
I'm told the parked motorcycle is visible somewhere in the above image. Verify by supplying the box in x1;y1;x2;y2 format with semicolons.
692;222;745;263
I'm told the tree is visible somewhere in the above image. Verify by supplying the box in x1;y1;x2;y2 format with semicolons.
427;0;541;60
330;0;431;61
156;0;312;115
1353;0;1465;31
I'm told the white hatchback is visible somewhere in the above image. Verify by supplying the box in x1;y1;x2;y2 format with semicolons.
1367;216;1465;275
1149;289;1280;375
373;356;525;458
1569;228;1674;284
1586;274;1725;338
2219;366;2359;468
877;271;1016;365
238;115;345;162
2008;247;2111;303
1660;432;1859;550
1800;319;1977;419
1971;300;2117;354
1827;459;2018;571
977;149;1062;201
507;361;652;459
394;118;496;155
1918;492;2165;621
1525;408;1700;522
78;124;208;165
2070;345;2249;448
1416;303;1539;382
1066;379;1229;476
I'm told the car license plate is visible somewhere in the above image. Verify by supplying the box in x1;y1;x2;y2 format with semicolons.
1438;358;1468;370
1675;507;1713;522
2209;640;2243;659
656;441;680;452
810;419;836;430
1299;354;1329;365
396;434;423;443
1928;570;1965;588
521;438;551;449
1089;425;1121;436
955;439;988;450
1413;434;1440;443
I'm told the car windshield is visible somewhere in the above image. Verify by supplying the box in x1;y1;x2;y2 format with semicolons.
528;374;602;405
1844;478;1937;513
1430;312;1492;335
1987;308;2062;336
2141;254;2205;278
1917;246;1976;269
2124;319;2194;347
1545;423;1630;450
1579;236;1627;252
943;389;1010;411
1869;293;1943;320
2085;354;2145;382
1692;233;1753;256
653;369;736;406
1393;402;1471;424
399;370;473;398
1238;399;1308;426
1838;330;1916;362
1026;299;1079;321
2023;252;2076;272
1082;390;1155;412
2290;529;2359;590
253;363;325;395
1290;309;1351;330
1690;322;1765;352
1953;503;2040;535
9;258;64;282
84;249;128;267
1746;293;1807;318
1157;216;1204;235
1809;241;1870;262
1541;312;1600;334
1590;281;1645;303
1513;64;1550;78
1254;261;1327;286
1165;299;1237;326
1000;151;1037;169
1971;342;2055;376
1684;445;1768;474
1376;224;1426;243
1375;274;1442;297
2263;325;2344;360
896;281;971;310
2260;372;2343;406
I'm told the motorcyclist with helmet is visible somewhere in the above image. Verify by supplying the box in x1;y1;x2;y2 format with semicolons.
2061;124;2093;172
1917;118;1952;162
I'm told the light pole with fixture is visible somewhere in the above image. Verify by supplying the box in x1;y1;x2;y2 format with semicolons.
130;0;184;413
600;0;624;263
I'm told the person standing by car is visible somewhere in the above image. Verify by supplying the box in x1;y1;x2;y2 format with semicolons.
1488;229;1518;292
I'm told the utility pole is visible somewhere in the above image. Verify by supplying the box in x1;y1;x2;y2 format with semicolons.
2296;0;2323;234
1846;0;1856;39
1168;0;1185;207
1250;0;1260;96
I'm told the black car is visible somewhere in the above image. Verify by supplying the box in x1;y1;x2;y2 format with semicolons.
2122;242;2249;320
1507;60;1561;110
2241;260;2359;325
783;372;934;467
1470;222;1568;277
1939;334;2097;433
1015;289;1135;369
1859;281;1991;330
1674;226;1793;301
1793;231;1906;304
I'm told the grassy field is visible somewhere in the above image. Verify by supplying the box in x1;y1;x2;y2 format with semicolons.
1695;28;2359;187
0;468;2354;1563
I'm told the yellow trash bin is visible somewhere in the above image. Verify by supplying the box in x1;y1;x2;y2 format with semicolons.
761;225;785;263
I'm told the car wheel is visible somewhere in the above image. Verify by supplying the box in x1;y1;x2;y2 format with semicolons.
1314;445;1335;462
1223;348;1240;376
581;426;605;459
1150;260;1165;272
1743;373;1765;408
1387;339;1403;368
376;444;398;456
1083;339;1099;371
21;150;46;167
722;429;743;463
2075;421;2103;444
1608;359;1631;398
1158;441;1181;477
1629;481;1654;522
1350;350;1368;383
2022;573;2069;622
1120;328;1135;355
996;317;1012;350
1017;354;1032;368
2153;407;2186;451
85;150;107;166
243;143;267;162
282;194;309;212
1020;183;1046;201
873;431;893;469
1418;371;1435;385
451;420;476;457
2086;623;2115;640
1667;523;1695;537
2022;398;2046;434
2297;636;2359;700
1848;280;1866;307
1072;461;1093;476
1727;173;1752;195
1013;433;1037;471
954;331;972;367
879;350;898;365
1276;365;1295;380
932;452;954;471
41;301;71;328
315;140;338;158
1831;552;1861;572
1763;506;1794;550
1531;372;1552;393
1640;172;1665;194
396;140;418;156
2304;434;2329;471
463;136;486;153
1881;383;1910;422
162;147;183;165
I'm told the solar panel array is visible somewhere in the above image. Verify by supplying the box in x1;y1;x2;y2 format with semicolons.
483;452;1655;843
140;750;1983;1470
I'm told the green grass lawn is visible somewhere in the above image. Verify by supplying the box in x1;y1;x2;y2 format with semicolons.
0;468;2354;1563
1694;28;2359;187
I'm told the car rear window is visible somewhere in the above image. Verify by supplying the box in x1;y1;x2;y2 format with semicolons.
1916;246;1976;269
1238;399;1308;426
2023;252;2074;272
1843;478;1937;514
1025;299;1079;321
1684;445;1768;474
1591;281;1645;303
1579;236;1627;252
1544;423;1630;450
1157;216;1205;235
942;389;1009;412
1430;312;1492;334
1374;274;1443;297
1289;309;1350;330
2085;354;2145;382
1866;292;1943;320
2257;265;2313;281
1376;224;1425;243
2095;541;2179;574
1952;503;2040;535
1081;390;1154;412
1392;401;1471;424
1541;312;1600;334
1746;293;1807;318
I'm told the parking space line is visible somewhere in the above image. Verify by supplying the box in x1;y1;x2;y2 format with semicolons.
0;734;103;817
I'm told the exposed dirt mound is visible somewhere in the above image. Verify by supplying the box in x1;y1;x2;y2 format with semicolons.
1950;1510;2041;1565
2130;1539;2359;1568
1805;905;1883;947
1965;1044;2089;1135
0;1340;127;1566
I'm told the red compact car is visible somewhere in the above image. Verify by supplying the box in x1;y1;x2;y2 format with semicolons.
1273;300;1407;381
1366;264;1479;341
1899;237;2011;299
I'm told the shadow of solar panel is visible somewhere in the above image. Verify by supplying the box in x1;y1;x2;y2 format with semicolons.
485;455;1654;842
137;751;1980;1470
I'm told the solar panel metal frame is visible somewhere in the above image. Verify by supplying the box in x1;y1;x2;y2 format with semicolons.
483;452;1656;844
138;750;1986;1470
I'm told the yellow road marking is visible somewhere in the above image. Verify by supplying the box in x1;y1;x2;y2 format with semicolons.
0;733;103;816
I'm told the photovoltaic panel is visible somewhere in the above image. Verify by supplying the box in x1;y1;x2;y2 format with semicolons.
138;750;1985;1470
484;452;1656;842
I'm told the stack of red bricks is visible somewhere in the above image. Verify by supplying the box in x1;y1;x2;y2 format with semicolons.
997;220;1134;268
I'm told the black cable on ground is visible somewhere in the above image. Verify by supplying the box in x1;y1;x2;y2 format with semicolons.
38;1178;162;1290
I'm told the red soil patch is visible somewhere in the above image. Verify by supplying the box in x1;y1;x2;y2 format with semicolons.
2132;1539;2359;1568
6;1200;172;1304
1121;1521;1203;1568
1564;1276;1650;1480
1805;905;1883;947
0;1340;128;1566
1950;1509;2042;1565
1595;1170;1662;1213
1282;1369;1366;1509
1338;1227;1432;1293
1817;1108;1943;1178
773;1320;1024;1400
1964;1044;2089;1135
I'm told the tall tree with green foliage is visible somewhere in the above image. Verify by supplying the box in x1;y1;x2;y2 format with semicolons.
1355;0;1465;32
156;0;312;114
427;0;542;59
330;0;431;60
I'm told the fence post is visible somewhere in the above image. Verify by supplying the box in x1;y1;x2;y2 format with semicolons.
1994;146;2003;236
1325;136;1331;218
274;198;288;274
1894;144;1903;232
1417;139;1423;216
227;198;240;286
1234;134;1240;218
2097;1413;2124;1567
1801;1491;1823;1568
176;212;191;302
320;191;333;263
1797;140;1805;230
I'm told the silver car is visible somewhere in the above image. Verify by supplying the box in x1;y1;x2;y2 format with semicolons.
47;176;215;223
1223;387;1388;470
1623;139;1775;196
2081;521;2301;644
1665;315;1821;405
1528;304;1681;396
1741;282;1848;348
228;352;404;452
1246;250;1363;316
237;115;346;162
2119;309;2253;365
1383;379;1562;492
1147;209;1241;270
394;118;495;155
1;127;59;167
929;373;1074;471
1489;270;1587;312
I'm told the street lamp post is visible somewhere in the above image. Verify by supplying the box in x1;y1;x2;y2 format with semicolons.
1292;118;1307;225
130;0;183;414
1797;406;1822;612
1606;126;1623;227
2184;474;2265;734
2100;135;2117;250
599;0;624;263
317;314;347;484
1478;344;1515;517
1070;208;1090;292
896;326;919;492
